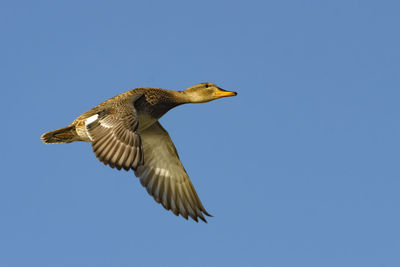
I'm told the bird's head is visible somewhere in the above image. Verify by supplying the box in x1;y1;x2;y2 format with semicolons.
183;83;237;103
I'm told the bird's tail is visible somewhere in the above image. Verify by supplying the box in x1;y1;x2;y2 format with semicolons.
41;125;77;144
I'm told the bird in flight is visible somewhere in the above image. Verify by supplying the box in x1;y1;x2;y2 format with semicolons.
41;83;237;222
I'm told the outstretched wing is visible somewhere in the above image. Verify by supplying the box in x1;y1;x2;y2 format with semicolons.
85;96;143;171
135;121;212;222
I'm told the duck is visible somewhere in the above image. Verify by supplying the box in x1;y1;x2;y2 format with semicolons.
41;82;237;222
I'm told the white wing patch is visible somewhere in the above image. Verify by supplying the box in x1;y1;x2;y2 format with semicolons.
85;114;99;141
85;114;99;125
85;113;113;128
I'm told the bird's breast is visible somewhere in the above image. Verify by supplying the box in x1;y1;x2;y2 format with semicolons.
137;112;158;131
135;95;178;130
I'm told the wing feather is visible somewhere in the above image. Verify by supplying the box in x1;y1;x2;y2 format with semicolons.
134;121;211;222
85;96;143;171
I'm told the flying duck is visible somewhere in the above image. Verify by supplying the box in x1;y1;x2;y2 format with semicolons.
41;83;237;222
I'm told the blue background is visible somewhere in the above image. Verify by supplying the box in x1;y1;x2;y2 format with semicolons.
1;1;400;266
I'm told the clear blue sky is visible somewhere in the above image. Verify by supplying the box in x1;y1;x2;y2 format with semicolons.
1;0;400;266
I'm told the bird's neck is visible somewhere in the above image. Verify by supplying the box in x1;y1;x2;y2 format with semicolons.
168;90;192;105
170;90;209;104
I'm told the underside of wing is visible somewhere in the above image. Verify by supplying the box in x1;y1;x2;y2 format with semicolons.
135;122;211;222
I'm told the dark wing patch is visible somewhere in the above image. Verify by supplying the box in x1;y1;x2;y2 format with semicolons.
134;122;211;222
85;98;143;171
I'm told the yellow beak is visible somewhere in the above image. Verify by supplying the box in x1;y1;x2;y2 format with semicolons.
214;90;237;98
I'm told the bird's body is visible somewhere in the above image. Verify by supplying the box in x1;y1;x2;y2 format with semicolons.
41;83;237;222
71;88;181;142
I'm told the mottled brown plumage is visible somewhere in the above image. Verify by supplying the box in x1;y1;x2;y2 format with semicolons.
41;83;237;222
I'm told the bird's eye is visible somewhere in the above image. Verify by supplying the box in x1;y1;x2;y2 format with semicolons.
205;84;209;88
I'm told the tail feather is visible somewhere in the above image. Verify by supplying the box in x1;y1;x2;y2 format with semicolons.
41;125;77;144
